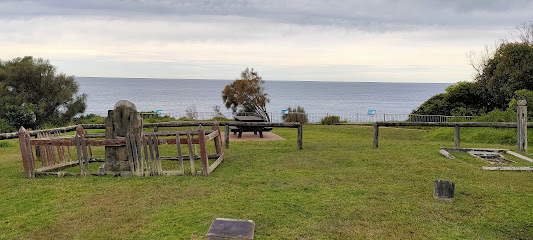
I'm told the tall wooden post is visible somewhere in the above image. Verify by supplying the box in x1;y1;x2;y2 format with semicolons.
197;125;209;176
297;124;303;150
517;100;527;152
373;124;379;148
225;124;230;149
454;125;460;148
18;127;35;178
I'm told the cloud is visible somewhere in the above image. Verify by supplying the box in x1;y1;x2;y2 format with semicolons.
1;0;532;82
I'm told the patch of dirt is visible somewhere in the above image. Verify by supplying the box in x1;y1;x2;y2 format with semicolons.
221;132;285;142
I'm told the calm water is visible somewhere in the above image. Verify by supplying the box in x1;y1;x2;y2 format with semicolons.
77;77;450;117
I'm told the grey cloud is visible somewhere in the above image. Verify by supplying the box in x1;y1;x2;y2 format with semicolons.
1;0;532;31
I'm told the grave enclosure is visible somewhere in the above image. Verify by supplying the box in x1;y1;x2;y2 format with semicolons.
18;101;225;178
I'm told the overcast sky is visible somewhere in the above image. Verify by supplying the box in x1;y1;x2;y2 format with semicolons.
1;0;532;82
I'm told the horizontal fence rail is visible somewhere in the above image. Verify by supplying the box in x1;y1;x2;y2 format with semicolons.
140;111;477;124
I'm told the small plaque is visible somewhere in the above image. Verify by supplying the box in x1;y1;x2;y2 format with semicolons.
368;110;376;115
207;218;255;239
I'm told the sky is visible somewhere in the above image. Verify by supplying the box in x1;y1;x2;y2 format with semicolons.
1;0;533;83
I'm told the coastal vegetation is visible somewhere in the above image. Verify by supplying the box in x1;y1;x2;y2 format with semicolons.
1;125;531;239
0;56;86;132
282;106;308;124
413;21;533;119
320;115;340;125
222;68;270;121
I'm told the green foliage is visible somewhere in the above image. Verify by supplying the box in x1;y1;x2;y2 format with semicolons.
73;114;105;124
0;119;15;133
413;28;533;117
222;68;270;121
282;106;308;124
0;56;86;130
0;141;13;148
320;115;340;125
413;81;484;116
210;116;232;122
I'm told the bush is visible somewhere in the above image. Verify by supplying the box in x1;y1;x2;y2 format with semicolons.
321;115;340;125
0;119;15;133
73;114;106;124
283;106;308;124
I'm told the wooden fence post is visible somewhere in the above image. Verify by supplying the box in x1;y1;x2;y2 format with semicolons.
517;100;527;152
297;124;303;150
225;124;230;149
373;124;379;148
18;127;35;178
454;125;460;148
197;125;209;176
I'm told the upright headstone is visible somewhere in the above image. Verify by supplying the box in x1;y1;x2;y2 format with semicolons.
104;100;142;172
517;100;527;152
434;179;455;200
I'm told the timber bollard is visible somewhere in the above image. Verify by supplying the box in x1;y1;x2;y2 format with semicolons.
454;125;460;148
517;100;527;152
297;124;303;150
225;124;230;149
373;124;379;148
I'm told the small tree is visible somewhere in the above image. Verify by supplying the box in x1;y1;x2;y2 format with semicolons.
222;68;270;121
0;56;86;129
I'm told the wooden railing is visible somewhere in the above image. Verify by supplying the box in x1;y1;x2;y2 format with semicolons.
17;123;225;178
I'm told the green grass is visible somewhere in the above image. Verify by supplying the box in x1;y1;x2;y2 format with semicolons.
0;125;532;239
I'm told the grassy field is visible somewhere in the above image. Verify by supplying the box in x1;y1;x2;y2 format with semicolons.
0;125;532;239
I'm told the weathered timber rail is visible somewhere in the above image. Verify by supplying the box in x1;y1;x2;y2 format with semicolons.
373;121;529;151
1;121;303;149
18;123;226;178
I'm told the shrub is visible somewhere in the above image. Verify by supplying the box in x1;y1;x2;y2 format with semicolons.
73;114;106;124
321;115;340;125
283;106;308;124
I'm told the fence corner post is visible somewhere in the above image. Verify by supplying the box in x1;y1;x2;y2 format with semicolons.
517;100;527;152
373;124;379;148
454;125;460;148
225;124;230;149
18;127;35;178
297;124;303;150
197;125;209;176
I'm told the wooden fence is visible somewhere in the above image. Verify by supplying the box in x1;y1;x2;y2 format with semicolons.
17;123;225;178
372;121;531;151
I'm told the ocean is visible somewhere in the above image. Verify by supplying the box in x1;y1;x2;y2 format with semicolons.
77;77;450;122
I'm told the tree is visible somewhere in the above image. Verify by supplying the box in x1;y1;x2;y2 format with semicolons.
413;21;533;116
0;56;86;130
222;68;270;121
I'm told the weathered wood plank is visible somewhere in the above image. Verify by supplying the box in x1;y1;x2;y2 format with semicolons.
373;125;379;148
18;127;35;178
142;135;151;175
454;126;460;148
482;166;533;171
517;100;527;152
439;149;456;159
208;154;224;174
205;130;219;142
506;151;533;163
176;133;184;174
187;132;195;175
297;125;303;150
198;125;209;176
225;124;230;149
35;160;80;173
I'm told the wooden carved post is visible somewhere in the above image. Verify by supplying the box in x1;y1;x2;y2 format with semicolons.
197;125;209;176
373;124;379;148
517;100;527;152
225;124;230;149
297;124;303;150
18;127;35;178
454;125;460;148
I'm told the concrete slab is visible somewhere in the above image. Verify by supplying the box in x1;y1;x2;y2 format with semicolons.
207;218;255;240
